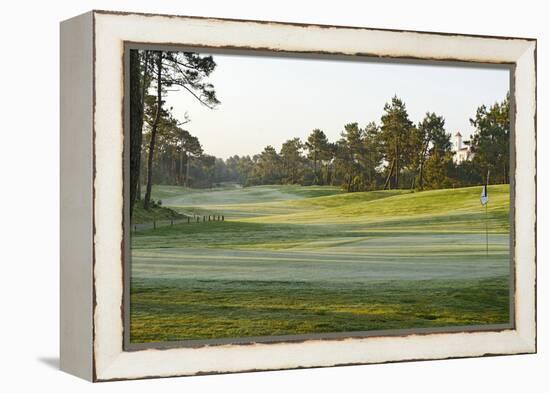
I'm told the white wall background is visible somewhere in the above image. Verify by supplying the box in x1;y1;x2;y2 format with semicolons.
0;0;546;391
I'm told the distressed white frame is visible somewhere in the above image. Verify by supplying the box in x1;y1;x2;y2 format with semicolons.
61;10;536;381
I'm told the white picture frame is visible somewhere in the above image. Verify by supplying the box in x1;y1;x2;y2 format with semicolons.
60;10;536;381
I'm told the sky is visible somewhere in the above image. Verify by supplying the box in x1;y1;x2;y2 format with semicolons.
164;52;510;160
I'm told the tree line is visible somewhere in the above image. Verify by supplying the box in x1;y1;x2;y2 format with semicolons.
198;95;508;191
129;50;219;215
129;50;510;217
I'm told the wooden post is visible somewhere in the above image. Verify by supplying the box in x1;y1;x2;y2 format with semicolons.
187;217;190;224
222;215;224;222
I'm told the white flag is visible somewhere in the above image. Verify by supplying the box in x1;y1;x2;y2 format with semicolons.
480;185;488;205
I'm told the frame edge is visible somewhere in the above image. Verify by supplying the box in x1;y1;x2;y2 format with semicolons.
60;11;95;382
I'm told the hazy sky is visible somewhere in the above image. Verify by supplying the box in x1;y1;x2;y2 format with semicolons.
164;53;509;159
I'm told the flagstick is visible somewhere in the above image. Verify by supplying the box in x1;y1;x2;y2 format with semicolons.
485;199;489;258
485;170;490;258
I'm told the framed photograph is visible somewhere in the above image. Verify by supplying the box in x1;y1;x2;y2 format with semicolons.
60;10;537;381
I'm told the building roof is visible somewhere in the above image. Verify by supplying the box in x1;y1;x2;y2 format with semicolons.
455;131;462;137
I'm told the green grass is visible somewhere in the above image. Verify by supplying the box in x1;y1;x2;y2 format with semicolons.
130;184;511;343
131;201;184;224
130;276;509;342
245;185;509;227
148;183;342;206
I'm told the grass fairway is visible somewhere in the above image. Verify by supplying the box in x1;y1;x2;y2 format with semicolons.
130;184;511;343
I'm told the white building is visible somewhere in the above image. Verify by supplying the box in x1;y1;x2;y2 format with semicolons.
453;131;474;164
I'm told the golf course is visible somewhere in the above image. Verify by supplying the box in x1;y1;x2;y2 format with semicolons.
129;183;511;343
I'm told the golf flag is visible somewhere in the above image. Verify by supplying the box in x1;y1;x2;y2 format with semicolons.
481;170;490;256
480;185;488;205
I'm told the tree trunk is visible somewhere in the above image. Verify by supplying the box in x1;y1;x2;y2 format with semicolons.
144;53;162;210
417;140;430;191
179;148;184;185
171;156;176;184
395;137;399;189
313;152;318;185
129;50;145;216
418;161;424;190
186;154;190;187
384;158;395;190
